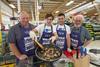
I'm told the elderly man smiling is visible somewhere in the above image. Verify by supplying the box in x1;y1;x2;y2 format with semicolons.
71;14;92;50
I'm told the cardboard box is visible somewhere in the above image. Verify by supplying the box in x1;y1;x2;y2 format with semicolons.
74;55;90;67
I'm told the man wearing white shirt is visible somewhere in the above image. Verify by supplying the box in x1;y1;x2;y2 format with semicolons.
30;13;58;67
32;14;57;45
55;13;71;51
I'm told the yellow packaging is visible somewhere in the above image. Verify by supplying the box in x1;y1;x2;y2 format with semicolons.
0;31;2;45
0;63;15;67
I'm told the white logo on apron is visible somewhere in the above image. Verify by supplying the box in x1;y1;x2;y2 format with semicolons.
56;37;65;49
71;38;78;48
42;38;50;45
24;37;34;51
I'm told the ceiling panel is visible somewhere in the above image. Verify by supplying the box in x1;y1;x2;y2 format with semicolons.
3;0;97;20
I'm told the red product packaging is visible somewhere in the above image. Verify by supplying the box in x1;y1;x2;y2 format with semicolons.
64;50;76;58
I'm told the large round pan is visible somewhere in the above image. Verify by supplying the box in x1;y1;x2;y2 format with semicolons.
35;45;62;62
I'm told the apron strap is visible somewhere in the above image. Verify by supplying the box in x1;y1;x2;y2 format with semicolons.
64;24;67;34
56;24;67;34
77;26;83;48
38;24;45;41
39;24;53;40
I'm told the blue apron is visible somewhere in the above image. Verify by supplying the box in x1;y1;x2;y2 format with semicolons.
71;27;83;49
56;25;67;51
39;24;53;45
17;26;35;56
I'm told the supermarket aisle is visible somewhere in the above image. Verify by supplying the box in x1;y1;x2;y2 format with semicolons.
87;40;100;67
87;40;100;48
90;64;97;67
86;40;100;52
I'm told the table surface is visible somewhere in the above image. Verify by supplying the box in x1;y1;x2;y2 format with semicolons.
86;40;100;67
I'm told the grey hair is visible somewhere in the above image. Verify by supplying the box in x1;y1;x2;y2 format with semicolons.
73;14;85;22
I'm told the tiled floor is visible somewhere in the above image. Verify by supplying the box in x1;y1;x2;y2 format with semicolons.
87;40;100;48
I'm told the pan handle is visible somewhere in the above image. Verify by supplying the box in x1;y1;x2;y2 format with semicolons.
34;40;44;50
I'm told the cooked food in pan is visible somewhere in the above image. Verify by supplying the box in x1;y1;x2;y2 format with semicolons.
36;46;62;61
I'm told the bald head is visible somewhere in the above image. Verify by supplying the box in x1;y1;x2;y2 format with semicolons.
18;11;30;26
19;11;29;18
73;14;84;26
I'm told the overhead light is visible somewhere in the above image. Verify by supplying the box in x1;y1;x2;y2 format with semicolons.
87;3;97;8
38;5;42;10
83;11;87;14
66;1;74;6
94;13;98;16
55;11;59;13
95;0;100;3
9;4;16;8
65;2;97;15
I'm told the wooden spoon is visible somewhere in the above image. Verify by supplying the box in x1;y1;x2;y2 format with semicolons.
34;40;44;50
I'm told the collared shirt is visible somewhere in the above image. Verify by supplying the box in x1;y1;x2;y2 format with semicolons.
8;23;35;44
71;26;92;43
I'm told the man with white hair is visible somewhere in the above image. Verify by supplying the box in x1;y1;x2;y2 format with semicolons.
71;14;92;50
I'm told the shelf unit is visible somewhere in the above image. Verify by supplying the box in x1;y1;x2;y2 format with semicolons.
92;24;100;40
0;54;16;66
84;23;94;38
